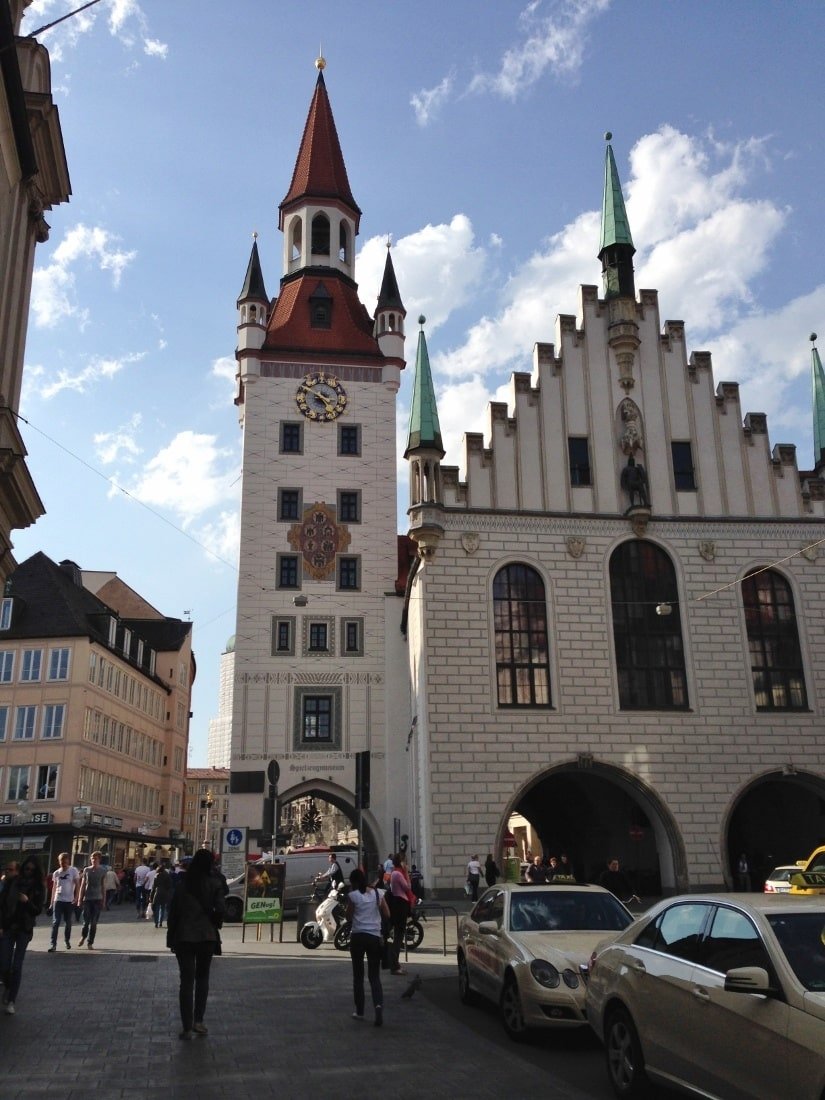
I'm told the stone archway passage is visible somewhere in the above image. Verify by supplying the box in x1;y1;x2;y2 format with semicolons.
279;786;379;872
506;763;686;895
726;772;825;890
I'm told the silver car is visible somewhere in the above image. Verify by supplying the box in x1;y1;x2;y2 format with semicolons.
586;894;825;1099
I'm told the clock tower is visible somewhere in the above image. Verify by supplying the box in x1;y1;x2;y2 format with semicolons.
230;61;409;866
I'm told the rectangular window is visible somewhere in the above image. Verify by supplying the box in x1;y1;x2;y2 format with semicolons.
280;422;303;454
21;648;42;682
337;490;361;523
341;618;364;656
308;622;329;652
277;555;300;589
302;695;332;742
271;617;295;656
278;488;302;521
42;703;65;739
672;441;696;491
568;437;592;487
48;647;70;680
14;705;37;740
7;765;30;801
36;764;58;801
338;424;361;456
0;651;13;682
337;556;360;591
0;598;12;630
0;706;8;741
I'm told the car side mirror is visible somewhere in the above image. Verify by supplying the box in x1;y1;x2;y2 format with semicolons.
724;966;777;996
478;920;499;936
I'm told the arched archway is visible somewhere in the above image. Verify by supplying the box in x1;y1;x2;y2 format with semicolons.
278;779;380;871
724;770;825;889
500;761;687;895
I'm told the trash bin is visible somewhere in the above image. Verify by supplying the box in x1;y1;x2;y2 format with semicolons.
296;898;316;941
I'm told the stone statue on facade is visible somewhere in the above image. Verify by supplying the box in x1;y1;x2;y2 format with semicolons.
621;455;649;509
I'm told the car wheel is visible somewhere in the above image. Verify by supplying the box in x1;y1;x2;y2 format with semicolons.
334;922;351;951
604;1007;650;1098
299;923;323;949
405;920;424;950
457;952;478;1006
224;896;243;923
500;974;529;1041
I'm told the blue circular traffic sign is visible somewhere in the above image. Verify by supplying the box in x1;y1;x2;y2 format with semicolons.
226;828;243;847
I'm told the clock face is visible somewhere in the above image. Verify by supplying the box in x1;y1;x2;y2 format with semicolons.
296;372;348;421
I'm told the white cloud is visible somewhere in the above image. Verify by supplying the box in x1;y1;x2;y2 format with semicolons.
94;413;143;465
469;0;610;99
357;215;486;332
196;510;241;569
38;351;145;399
22;0;167;62
409;1;609;123
410;73;455;127
31;223;137;328
211;355;237;386
125;431;239;526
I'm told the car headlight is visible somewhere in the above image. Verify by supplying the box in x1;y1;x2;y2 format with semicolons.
562;968;579;989
530;960;560;988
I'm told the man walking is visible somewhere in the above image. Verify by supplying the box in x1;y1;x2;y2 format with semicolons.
48;852;79;952
78;852;107;948
133;859;150;919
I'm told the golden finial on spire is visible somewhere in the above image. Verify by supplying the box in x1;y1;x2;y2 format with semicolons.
385;234;392;250
252;230;258;241
315;49;325;71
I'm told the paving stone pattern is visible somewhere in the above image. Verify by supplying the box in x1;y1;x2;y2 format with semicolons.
2;905;596;1100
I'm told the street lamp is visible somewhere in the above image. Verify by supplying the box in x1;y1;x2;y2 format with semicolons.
15;787;32;858
203;789;214;849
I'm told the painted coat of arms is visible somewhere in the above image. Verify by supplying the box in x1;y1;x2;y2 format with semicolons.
288;502;351;580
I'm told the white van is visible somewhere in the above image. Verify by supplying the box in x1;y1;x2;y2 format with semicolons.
224;847;358;920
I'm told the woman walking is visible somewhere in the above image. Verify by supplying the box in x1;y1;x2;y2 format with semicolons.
0;858;45;1014
346;868;388;1027
166;849;225;1040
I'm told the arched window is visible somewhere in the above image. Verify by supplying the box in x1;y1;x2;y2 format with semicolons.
742;569;807;710
311;213;330;256
610;540;687;709
493;564;550;707
339;222;349;262
290;218;302;263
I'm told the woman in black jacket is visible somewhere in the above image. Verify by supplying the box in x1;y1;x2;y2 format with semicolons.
0;857;45;1015
166;849;226;1039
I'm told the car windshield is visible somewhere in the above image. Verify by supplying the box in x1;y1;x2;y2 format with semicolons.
769;868;793;883
508;890;632;933
767;912;825;992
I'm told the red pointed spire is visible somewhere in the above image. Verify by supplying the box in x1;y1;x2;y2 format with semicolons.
279;69;361;231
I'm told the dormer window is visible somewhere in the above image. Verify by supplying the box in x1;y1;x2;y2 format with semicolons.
311;213;330;256
309;281;333;329
0;597;12;631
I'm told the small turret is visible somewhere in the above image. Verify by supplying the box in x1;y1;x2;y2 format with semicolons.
599;133;640;391
237;234;269;353
375;242;405;388
405;317;445;560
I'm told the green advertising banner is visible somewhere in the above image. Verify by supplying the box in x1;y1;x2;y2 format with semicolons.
242;862;285;924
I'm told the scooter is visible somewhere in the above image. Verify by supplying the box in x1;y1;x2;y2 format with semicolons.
299;882;348;949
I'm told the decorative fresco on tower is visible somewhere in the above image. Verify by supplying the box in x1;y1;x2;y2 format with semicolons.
287;502;351;580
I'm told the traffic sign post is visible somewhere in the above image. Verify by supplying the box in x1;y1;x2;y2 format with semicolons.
220;826;247;881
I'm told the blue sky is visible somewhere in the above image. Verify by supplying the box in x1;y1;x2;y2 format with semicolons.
15;0;825;765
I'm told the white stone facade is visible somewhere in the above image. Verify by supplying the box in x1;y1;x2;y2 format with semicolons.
406;285;825;895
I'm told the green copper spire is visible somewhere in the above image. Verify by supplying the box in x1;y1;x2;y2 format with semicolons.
405;317;444;458
600;134;634;252
599;132;636;300
812;333;825;464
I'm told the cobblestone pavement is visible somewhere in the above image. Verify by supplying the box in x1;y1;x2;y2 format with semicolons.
0;902;610;1100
